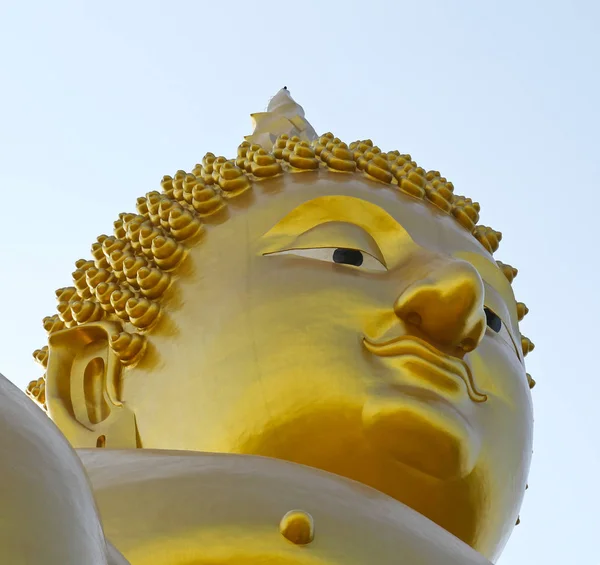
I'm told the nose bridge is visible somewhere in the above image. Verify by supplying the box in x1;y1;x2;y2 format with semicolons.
394;259;486;351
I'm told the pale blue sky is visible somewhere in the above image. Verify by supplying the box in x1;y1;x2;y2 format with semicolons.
0;1;598;563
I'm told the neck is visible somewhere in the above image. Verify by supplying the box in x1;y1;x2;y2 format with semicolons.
233;407;482;549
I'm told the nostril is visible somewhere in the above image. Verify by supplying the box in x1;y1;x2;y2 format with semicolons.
404;312;422;327
459;337;477;352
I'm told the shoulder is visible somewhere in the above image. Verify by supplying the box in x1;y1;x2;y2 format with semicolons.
0;373;122;565
79;449;492;565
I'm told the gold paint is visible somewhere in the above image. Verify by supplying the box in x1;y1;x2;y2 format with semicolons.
279;510;315;545
125;297;160;330
425;171;454;213
110;332;146;365
136;267;170;299
521;336;535;357
191;182;224;216
70;300;104;324
150;236;185;271
95;282;119;312
160;176;174;197
167;207;203;241
158;197;175;229
124;216;145;251
110;289;136;320
199;155;216;185
72;267;93;299
473;226;502;254
26;375;47;408
102;236;130;258
318;136;357;172
43;314;65;334
365;154;394;184
496;261;518;283
17;88;535;564
145;191;162;223
139;225;162;258
396;163;427;200
75;259;95;271
123;255;148;288
362;335;487;403
452;196;480;232
55;286;77;303
216;161;252;196
182;175;197;205
288;140;320;170
113;218;127;239
168;171;182;199
32;346;49;368
136;196;149;217
108;249;130;279
91;241;110;269
56;300;75;327
250;148;283;178
86;267;115;291
516;302;529;321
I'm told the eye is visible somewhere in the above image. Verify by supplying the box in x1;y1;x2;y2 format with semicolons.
484;306;521;357
332;248;364;266
265;247;387;272
484;307;502;333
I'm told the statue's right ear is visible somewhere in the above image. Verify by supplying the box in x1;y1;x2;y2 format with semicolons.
45;321;138;448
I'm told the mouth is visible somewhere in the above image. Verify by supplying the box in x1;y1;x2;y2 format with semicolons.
363;335;487;403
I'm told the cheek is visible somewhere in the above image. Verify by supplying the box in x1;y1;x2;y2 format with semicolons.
468;337;533;470
245;258;390;390
248;257;393;336
469;336;530;406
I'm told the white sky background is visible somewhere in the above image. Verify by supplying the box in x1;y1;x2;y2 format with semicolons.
0;1;598;563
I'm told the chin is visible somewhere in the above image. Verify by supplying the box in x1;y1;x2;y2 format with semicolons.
362;391;481;480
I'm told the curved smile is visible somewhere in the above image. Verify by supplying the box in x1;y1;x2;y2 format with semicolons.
363;335;487;403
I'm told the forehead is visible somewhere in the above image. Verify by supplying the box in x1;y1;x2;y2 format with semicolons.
244;173;493;263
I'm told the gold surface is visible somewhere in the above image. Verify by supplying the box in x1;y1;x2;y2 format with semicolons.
78;448;493;565
12;88;534;563
279;510;315;545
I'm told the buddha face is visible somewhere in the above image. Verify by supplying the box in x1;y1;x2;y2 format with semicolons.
48;172;533;560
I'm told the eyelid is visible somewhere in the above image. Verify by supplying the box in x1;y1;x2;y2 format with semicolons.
485;307;521;360
483;283;522;357
261;221;387;267
264;246;387;272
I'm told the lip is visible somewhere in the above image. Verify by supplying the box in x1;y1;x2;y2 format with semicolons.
363;335;487;403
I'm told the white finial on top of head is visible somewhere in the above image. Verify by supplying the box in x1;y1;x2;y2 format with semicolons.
246;87;318;150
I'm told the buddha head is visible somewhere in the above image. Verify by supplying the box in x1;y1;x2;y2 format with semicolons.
28;89;534;561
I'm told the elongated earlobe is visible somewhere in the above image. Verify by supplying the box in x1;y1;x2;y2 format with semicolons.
46;321;138;448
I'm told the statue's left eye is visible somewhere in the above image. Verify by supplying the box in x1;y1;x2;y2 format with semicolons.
484;307;502;333
332;248;364;267
483;306;522;358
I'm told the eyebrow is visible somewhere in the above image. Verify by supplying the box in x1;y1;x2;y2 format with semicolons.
260;195;411;266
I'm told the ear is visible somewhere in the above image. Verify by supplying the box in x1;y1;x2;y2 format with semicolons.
46;321;138;448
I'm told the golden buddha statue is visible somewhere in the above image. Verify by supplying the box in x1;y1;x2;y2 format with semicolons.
6;87;535;564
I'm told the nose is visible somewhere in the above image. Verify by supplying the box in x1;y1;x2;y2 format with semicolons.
394;260;486;353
